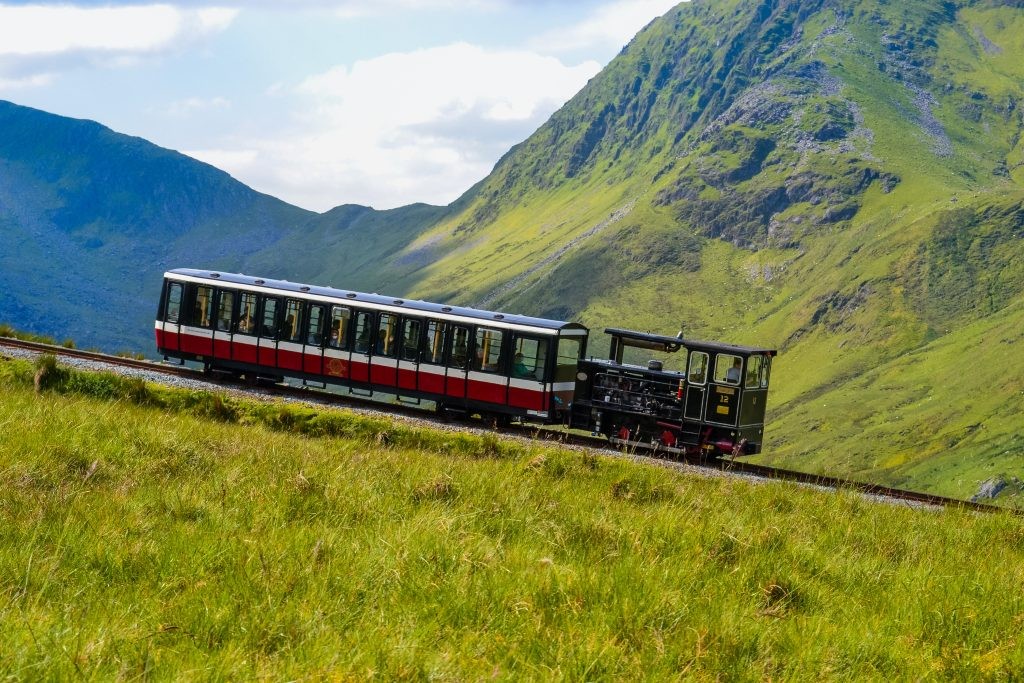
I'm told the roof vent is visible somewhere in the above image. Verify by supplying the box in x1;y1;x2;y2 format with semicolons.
493;314;505;320
345;293;357;299
394;299;404;305
300;286;310;292
441;306;452;313
210;272;220;278
254;279;265;285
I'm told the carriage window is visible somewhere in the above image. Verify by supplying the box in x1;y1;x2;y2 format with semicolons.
307;305;326;346
473;328;504;373
555;336;582;382
422;320;446;365
164;282;183;323
236;292;258;335
715;354;743;385
192;285;214;328
376;313;398;357
260;297;280;338
745;355;764;389
283;299;303;343
688;351;709;385
216;290;234;332
329;306;350;349
512;336;546;380
448;325;471;369
353;311;373;353
401;319;421;362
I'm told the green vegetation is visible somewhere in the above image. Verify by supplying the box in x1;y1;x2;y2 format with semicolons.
6;0;1024;501
2;355;1024;678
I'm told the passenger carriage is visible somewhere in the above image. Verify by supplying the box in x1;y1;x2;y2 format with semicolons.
155;269;588;423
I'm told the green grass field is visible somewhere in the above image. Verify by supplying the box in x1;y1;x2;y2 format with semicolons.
2;356;1024;679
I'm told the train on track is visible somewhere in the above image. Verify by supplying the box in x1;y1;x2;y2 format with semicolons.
156;269;776;457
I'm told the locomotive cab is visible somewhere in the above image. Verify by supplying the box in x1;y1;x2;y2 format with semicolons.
569;328;776;457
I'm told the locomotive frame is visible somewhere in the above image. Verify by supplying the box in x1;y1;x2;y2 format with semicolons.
568;328;776;456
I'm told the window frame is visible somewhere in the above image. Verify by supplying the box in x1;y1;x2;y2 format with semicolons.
259;296;281;340
421;320;447;365
328;305;351;350
164;282;183;324
511;334;547;381
215;289;236;333
306;303;327;347
447;325;472;369
236;292;258;336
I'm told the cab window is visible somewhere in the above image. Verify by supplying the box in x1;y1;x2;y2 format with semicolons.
715;354;743;385
236;293;258;335
329;306;350;350
307;305;326;346
216;290;234;332
745;355;764;389
688;351;709;385
164;282;183;323
473;328;504;373
422;321;446;365
555;336;582;382
512;336;546;380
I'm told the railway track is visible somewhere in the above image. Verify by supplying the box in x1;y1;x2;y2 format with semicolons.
1;335;1016;515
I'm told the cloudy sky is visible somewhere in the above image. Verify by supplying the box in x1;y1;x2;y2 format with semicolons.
0;0;680;212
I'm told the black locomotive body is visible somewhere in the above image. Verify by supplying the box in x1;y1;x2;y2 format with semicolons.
569;328;776;457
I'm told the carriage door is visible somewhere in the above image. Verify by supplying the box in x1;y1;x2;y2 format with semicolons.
371;312;399;387
181;283;214;357
159;281;183;353
349;310;373;383
257;296;281;367
397;318;422;391
684;351;709;421
445;325;471;399
212;289;235;361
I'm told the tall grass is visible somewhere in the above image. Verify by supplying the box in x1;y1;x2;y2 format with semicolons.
1;356;1023;678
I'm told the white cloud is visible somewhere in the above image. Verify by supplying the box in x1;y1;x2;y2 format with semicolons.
165;96;231;117
0;4;238;90
531;0;681;53
217;43;600;211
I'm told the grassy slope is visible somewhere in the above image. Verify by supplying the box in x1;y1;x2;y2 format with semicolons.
2;357;1024;678
348;0;1024;499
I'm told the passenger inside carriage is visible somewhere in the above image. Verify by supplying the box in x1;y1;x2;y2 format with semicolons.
512;353;532;378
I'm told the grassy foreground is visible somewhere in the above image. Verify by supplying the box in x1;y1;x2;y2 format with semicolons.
1;357;1024;679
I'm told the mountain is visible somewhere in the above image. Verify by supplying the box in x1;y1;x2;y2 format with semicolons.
0;100;448;351
358;0;1024;497
3;0;1024;498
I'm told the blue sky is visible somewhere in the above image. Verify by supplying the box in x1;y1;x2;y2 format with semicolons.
0;0;681;211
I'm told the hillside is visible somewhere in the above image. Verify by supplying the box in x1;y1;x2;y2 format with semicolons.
351;0;1024;498
3;355;1024;677
4;0;1024;496
0;100;448;351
